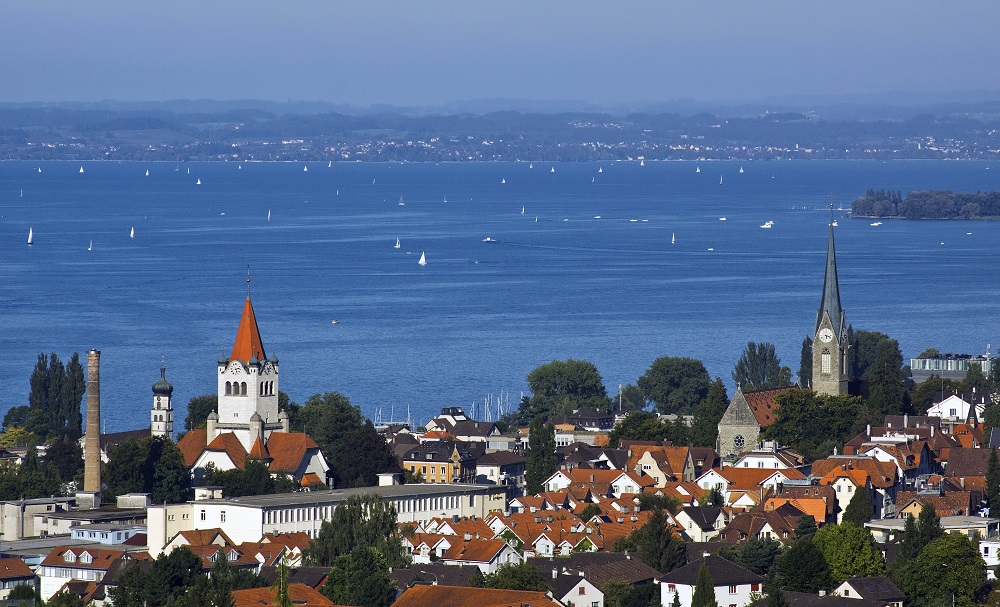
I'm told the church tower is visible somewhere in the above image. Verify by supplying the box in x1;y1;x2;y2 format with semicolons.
216;281;281;451
151;361;174;438
812;221;848;395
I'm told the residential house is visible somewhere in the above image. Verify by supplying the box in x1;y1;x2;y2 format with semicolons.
631;446;695;485
424;408;500;443
733;444;808;472
402;441;483;483
764;481;837;526
674;506;727;542
177;429;330;487
38;547;150;602
696;467;805;509
660;555;763;607
393;584;563;607
440;538;522;573
232;583;334;607
0;558;35;599
835;576;905;607
926;394;985;427
475;451;526;490
813;457;900;519
718;502;805;543
550;573;603;607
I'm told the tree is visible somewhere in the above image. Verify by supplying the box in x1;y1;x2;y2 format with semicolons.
14;441;61;499
638;493;682;514
638;357;710;414
795;515;817;538
44;434;83;482
24;352;85;441
732;342;792;391
0;426;39;449
525;417;557;494
321;547;395;607
184;394;218;431
691;565;718;607
608;411;690;447
842;486;874;526
580;503;602;521
864;339;909;420
767;587;789;607
634;508;686;574
762;389;863;461
719;537;782;576
775;536;833;593
698;487;724;507
964;363;989;396
916;503;944;548
602;580;660;607
520;359;612;422
812;523;885;583
905;533;986;607
690;378;729;448
46;591;86;607
104;436;190;503
987;449;1000;516
210;551;237;607
613;383;648;413
272;553;293;607
303;493;407;568
482;562;550;591
296;392;398;487
910;377;965;414
799;337;813;389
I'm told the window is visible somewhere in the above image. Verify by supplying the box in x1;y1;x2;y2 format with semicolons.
592;602;599;607
821;350;831;374
729;585;737;594
752;584;761;592
220;511;226;522
580;587;586;595
200;510;206;521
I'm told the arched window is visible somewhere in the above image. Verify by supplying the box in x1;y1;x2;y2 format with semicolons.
821;349;832;374
259;381;263;395
225;381;231;395
241;382;247;396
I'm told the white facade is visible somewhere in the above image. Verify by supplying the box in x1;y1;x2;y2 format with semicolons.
146;484;506;557
661;579;759;607
555;577;604;607
981;539;1000;580
150;365;174;438
217;358;281;451
927;395;984;423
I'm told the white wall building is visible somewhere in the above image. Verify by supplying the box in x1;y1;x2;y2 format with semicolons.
660;556;763;607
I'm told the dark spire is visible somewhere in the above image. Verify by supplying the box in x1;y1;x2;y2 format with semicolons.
816;220;845;336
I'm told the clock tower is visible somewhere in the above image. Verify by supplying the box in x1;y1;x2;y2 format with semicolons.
151;361;174;438
812;220;848;395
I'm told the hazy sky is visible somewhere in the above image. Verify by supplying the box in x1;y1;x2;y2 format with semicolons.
2;1;997;106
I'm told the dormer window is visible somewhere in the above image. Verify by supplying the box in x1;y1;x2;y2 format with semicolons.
63;551;76;563
79;552;93;564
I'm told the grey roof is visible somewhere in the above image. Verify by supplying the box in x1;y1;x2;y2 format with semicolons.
549;574;589;598
389;563;480;588
840;577;905;601
259;566;329;588
816;221;845;337
660;555;763;586
679;506;724;531
186;482;496;509
752;592;891;607
476;451;525;467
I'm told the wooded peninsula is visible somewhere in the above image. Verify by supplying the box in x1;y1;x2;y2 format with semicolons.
851;188;1000;219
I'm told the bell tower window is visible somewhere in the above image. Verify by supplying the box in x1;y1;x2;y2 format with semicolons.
821;350;831;374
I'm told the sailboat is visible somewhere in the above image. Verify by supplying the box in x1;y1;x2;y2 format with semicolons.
671;233;675;245
328;161;332;168
719;175;723;185
303;165;308;172
696;166;701;173
267;210;271;221
145;169;150;177
443;195;447;203
640;159;645;167
501;178;506;184
20;189;23;198
550;167;555;173
79;166;84;173
37;167;41;173
739;166;745;174
130;227;135;238
529;163;533;169
239;164;242;170
592;177;595;183
417;251;427;266
598;167;603;173
394;238;401;249
27;228;33;245
521;206;525;215
187;167;190;174
196;178;202;185
398;196;405;206
87;240;92;251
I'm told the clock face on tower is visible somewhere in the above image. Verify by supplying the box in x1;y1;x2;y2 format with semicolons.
818;328;834;343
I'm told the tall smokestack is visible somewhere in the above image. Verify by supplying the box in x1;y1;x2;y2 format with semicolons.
84;350;102;495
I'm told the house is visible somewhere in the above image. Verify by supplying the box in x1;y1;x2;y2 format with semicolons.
716;387;795;458
674;506;727;542
178;428;330;487
632;446;696;485
475;451;526;489
424;408;500;443
979;539;1000;580
393;584;563;607
752;591;894;607
544;469;655;498
403;441;483;483
0;558;36;599
549;573;603;607
696;467;805;509
813;457;900;519
232;583;334;607
440;538;522;573
551;408;615;432
718;502;805;543
865;515;1000;543
733;444;808;472
835;576;905;607
660;555;763;607
926;394;985;426
38;546;150;602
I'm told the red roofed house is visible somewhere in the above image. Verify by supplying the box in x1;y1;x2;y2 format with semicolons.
394;584;562;607
232;583;335;607
176;293;330;486
717;387;796;458
0;557;36;599
38;546;150;602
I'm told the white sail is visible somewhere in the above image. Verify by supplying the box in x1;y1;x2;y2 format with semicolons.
304;165;308;172
598;167;603;173
394;238;401;249
37;167;41;173
79;166;84;173
550;167;555;173
196;178;201;185
501;178;506;184
130;227;135;238
719;175;723;185
671;232;675;245
529;163;533;169
398;196;405;206
696;166;700;173
27;228;33;245
187;167;190;174
145;169;150;177
267;210;271;221
640;159;645;166
521;206;525;215
328;161;332;168
418;251;427;266
739;166;745;174
88;240;92;251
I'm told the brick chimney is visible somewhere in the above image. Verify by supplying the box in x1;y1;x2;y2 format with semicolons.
80;349;102;509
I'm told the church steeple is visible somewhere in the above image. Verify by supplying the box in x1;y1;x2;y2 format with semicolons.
816;221;845;338
230;297;267;363
812;219;848;396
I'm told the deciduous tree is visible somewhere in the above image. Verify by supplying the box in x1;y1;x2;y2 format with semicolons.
520;359;612;422
638;356;710;415
812;523;885;583
525;417;557;494
303;493;407;568
775;536;833;593
184;394;218;431
483;562;550;592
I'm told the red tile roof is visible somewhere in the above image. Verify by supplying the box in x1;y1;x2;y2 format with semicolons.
230;297;267;363
743;387;795;427
265;433;320;474
206;433;249;469
442;538;509;563
232;583;335;607
394;584;562;607
0;558;33;579
177;429;208;467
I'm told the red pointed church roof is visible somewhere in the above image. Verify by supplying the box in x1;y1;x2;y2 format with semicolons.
230;297;266;363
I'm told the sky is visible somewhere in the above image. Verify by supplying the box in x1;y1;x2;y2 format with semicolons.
2;1;998;108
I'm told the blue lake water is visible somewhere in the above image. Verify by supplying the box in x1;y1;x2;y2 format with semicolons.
0;160;998;432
